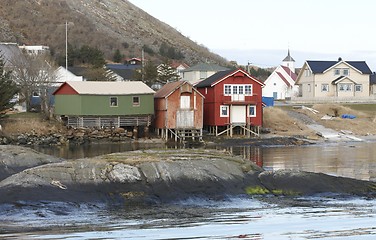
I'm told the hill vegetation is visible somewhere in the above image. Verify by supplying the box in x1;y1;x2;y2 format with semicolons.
0;0;229;66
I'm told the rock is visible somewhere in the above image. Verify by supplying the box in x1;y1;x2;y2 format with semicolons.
0;148;374;204
0;145;63;181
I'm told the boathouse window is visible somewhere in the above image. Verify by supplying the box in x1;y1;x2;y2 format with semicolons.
180;96;190;109
220;105;229;117
132;96;140;106
224;85;231;95
244;85;252;95
249;105;256;117
110;97;118;107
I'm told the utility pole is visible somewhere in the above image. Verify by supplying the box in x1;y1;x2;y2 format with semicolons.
65;21;68;70
141;47;145;82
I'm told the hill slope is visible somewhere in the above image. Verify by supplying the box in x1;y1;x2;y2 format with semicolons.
0;0;228;65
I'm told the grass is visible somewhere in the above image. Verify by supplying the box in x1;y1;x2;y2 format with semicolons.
343;104;376;114
6;112;43;119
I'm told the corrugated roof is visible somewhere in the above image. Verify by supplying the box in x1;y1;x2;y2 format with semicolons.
181;63;229;72
154;81;184;98
64;81;155;95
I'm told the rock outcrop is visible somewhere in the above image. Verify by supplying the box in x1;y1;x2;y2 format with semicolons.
0;148;375;204
0;145;62;181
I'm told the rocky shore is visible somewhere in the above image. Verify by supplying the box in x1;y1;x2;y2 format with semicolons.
0;146;375;205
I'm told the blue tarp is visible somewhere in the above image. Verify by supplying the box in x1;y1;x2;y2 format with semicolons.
262;97;274;107
341;114;356;119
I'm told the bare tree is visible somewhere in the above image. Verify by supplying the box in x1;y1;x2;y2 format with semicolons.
9;51;57;117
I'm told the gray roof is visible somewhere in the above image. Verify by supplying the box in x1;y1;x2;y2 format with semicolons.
181;63;229;72
62;81;155;95
282;49;295;62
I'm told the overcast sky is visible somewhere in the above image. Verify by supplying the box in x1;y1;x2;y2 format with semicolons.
129;0;376;70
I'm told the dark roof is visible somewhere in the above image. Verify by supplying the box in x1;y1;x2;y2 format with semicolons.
194;69;234;88
106;64;141;70
346;61;372;74
154;81;184;98
110;68;135;80
307;60;372;74
331;76;346;84
370;73;376;85
67;66;87;76
306;61;337;73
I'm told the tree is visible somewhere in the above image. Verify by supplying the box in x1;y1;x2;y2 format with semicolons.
0;57;18;117
134;60;158;86
9;51;57;116
84;67;117;81
113;49;123;63
157;60;180;83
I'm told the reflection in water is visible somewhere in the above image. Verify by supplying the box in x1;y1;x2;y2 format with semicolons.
32;141;376;182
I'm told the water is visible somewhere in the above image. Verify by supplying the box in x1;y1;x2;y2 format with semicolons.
2;140;376;239
1;196;375;239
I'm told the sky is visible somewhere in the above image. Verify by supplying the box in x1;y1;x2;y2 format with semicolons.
128;0;376;70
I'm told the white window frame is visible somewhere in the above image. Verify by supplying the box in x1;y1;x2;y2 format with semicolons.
339;83;352;92
249;105;256;117
334;69;340;75
132;96;140;106
220;105;229;117
355;84;362;92
180;95;190;109
110;97;118;107
343;69;349;76
305;69;311;77
224;84;253;96
321;84;329;92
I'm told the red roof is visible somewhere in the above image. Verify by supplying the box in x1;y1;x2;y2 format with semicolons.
281;66;297;81
276;72;292;87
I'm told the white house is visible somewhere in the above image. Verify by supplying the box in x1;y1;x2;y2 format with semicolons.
54;66;84;83
262;50;298;100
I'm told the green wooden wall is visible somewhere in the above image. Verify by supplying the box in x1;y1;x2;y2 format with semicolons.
54;94;154;116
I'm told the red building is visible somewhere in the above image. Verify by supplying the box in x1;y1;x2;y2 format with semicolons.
154;81;205;142
195;68;264;137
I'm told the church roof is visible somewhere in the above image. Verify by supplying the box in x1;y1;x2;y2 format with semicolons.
283;49;295;62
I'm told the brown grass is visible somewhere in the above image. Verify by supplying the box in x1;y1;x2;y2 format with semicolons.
296;104;376;136
263;107;316;137
1;117;65;136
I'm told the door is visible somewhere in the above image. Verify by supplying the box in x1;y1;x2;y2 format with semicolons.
273;92;278;99
230;105;246;124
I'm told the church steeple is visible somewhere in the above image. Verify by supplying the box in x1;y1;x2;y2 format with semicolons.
282;49;295;72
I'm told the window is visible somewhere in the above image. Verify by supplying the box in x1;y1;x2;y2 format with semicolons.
307;84;311;92
132;96;140;106
355;84;362;92
224;85;231;95
305;69;311;77
232;85;238;94
321;84;329;92
110;97;118;107
245;85;252;95
180;96;190;109
220;105;229;117
238;85;244;94
224;84;252;95
343;69;349;76
32;91;40;97
334;69;340;75
339;83;352;92
249;105;256;117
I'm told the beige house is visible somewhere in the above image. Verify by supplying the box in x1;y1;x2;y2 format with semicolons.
295;58;372;100
181;63;229;85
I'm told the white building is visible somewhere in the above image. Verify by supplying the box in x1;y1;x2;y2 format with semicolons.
18;45;50;55
262;50;298;100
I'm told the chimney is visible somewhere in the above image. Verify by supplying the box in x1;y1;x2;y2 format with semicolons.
338;57;342;62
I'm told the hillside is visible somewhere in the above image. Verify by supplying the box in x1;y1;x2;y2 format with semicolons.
0;0;228;66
